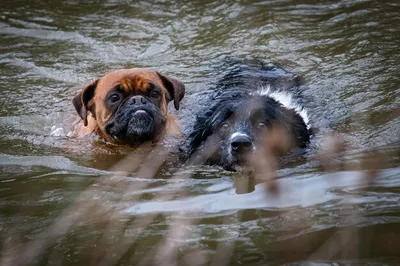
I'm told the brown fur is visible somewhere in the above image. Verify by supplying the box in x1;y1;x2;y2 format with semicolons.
72;68;185;145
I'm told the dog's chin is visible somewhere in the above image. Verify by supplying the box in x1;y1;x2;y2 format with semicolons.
108;110;160;146
224;152;253;172
226;161;252;172
126;115;154;141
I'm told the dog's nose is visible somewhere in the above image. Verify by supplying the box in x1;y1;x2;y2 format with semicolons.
130;95;147;105
231;135;253;153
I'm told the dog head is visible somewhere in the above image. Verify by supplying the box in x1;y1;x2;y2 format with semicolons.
186;90;310;171
72;68;185;145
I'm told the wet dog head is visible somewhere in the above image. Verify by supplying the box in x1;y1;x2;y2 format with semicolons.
186;90;311;171
72;68;185;145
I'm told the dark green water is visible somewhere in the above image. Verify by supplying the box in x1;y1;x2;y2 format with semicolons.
1;0;399;265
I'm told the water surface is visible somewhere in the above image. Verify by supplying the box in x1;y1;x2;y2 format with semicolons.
1;0;399;265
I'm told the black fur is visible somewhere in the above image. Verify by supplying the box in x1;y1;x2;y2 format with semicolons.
104;95;167;146
182;62;312;171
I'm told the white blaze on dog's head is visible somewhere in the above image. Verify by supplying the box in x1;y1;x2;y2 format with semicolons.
255;85;310;129
230;132;249;141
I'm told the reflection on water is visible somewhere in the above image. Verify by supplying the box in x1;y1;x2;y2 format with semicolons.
125;168;400;215
1;0;399;265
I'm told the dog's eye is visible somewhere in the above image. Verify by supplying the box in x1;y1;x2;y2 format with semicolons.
221;123;230;130
108;93;121;104
150;90;160;99
257;122;266;128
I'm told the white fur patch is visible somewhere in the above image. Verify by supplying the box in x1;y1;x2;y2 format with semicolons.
230;132;249;140
255;85;310;129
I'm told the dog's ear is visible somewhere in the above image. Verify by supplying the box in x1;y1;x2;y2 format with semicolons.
156;72;185;110
72;79;98;126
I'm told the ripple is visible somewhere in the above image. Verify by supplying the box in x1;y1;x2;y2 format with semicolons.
124;168;400;215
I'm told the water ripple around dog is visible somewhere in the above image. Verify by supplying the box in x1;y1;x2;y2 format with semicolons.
124;168;400;215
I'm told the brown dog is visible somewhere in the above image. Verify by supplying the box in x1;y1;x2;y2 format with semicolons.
72;68;185;146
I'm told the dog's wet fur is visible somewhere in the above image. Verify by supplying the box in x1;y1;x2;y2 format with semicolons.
72;69;185;146
183;61;313;171
103;79;169;146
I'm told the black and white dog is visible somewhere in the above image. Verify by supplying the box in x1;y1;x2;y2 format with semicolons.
182;62;313;171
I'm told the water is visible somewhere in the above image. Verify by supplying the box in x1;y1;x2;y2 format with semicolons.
1;0;399;265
